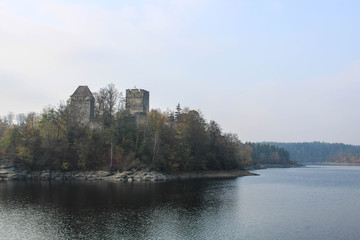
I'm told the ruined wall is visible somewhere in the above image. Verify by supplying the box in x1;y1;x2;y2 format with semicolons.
126;89;149;115
69;86;149;126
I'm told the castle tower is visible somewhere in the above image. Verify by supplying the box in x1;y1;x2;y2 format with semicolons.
126;89;149;115
70;86;95;125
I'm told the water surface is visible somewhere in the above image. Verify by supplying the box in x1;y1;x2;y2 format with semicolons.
1;165;360;239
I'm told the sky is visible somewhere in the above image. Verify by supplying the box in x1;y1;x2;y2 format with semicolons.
1;0;360;145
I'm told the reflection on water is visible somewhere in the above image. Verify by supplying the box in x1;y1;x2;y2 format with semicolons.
1;166;360;239
0;180;237;240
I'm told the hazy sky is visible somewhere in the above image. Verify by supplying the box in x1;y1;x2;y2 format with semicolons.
1;0;360;144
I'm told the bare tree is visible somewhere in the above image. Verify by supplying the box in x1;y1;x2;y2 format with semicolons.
94;83;121;126
105;83;119;120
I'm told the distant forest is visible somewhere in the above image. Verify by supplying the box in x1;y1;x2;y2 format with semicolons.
267;142;360;164
0;84;292;172
246;143;291;165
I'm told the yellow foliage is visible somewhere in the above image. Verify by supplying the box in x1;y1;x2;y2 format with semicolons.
171;163;180;170
17;146;33;163
61;162;69;170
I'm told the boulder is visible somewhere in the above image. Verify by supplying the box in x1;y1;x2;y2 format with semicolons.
96;171;111;177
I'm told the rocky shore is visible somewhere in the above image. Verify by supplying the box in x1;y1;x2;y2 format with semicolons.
0;159;256;182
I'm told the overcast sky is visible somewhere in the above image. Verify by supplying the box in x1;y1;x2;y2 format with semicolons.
1;0;360;145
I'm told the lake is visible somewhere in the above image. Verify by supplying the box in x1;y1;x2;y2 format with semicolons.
1;165;360;239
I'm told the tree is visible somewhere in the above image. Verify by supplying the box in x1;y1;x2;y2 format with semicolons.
94;83;122;127
146;110;167;166
0;116;10;140
174;110;209;170
175;103;182;121
206;120;223;169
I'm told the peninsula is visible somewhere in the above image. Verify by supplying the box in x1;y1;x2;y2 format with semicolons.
0;84;293;181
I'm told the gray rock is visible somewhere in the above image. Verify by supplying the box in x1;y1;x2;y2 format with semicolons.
96;171;111;177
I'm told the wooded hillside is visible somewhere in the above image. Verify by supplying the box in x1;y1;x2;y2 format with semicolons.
267;142;360;164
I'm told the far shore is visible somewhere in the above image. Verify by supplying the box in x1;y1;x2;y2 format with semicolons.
257;163;305;169
166;169;258;181
302;162;360;166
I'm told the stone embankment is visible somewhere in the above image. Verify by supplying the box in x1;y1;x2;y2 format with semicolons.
0;159;256;182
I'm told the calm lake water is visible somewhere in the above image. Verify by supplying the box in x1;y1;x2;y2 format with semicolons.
1;165;360;240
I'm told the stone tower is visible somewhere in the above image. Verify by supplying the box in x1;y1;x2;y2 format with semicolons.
126;89;149;115
70;86;95;125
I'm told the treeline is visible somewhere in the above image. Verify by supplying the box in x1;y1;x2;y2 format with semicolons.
247;143;291;165
267;142;360;164
0;84;292;171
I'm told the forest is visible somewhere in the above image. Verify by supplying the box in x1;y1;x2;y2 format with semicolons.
0;84;291;172
267;142;360;164
246;143;291;165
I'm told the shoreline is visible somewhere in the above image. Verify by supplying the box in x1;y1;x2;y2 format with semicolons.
0;159;258;182
0;169;258;182
258;163;304;169
1;159;313;182
166;170;258;181
302;162;360;166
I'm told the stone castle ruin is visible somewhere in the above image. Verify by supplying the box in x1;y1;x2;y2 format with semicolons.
125;89;149;116
70;86;149;126
70;86;95;125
